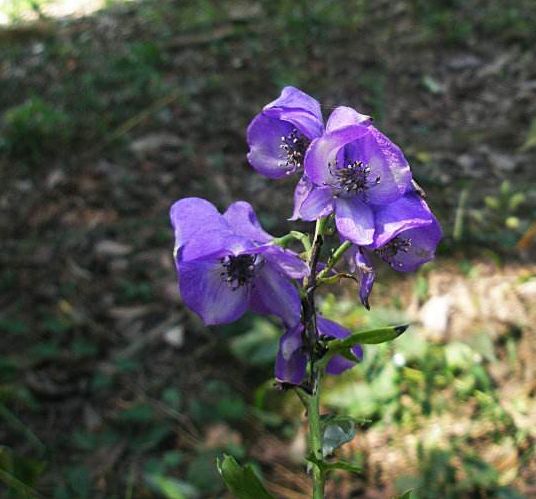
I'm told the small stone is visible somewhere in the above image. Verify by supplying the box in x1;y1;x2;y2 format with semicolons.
130;133;182;157
163;325;184;348
447;53;482;70
95;240;132;258
419;295;451;337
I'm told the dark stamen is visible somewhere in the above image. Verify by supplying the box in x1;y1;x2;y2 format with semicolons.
329;160;380;196
220;254;258;290
376;237;412;267
279;128;308;174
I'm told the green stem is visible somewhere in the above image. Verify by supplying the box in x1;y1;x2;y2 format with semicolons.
308;370;325;499
272;231;312;253
317;240;352;281
301;217;329;498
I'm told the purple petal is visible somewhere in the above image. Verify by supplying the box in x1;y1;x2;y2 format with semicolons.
183;234;255;262
260;245;309;279
342;127;412;205
317;315;352;340
326;346;364;375
179;230;238;262
377;217;442;272
326;106;371;132
299;186;334;221
249;261;301;326
275;323;307;385
290;176;313;221
304;125;370;186
334;197;374;245
178;257;249;325
263;86;323;139
348;247;376;309
370;193;435;249
170;198;231;257
359;267;375;311
317;316;363;375
223;201;273;243
247;113;297;179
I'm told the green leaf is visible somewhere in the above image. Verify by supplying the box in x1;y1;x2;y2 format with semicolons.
350;324;408;346
321;415;357;456
145;473;199;499
0;446;44;498
330;324;409;349
216;455;274;499
320;325;409;369
117;403;154;423
399;489;417;499
306;455;361;474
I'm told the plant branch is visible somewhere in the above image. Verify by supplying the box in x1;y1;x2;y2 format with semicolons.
317;240;352;281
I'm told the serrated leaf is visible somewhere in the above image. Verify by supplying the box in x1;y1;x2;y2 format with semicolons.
321;415;356;457
217;455;274;499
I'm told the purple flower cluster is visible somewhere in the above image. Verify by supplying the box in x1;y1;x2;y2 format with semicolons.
247;86;442;309
170;86;441;385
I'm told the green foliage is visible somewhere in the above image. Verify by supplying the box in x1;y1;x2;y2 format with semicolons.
188;380;246;424
217;454;274;499
319;297;527;496
411;0;536;46
396;444;525;499
0;446;45;498
230;317;280;367
1;97;71;162
467;180;532;249
145;474;199;499
0;0;51;24
117;279;154;303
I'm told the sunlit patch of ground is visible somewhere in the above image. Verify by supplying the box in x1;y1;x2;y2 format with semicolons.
0;0;129;25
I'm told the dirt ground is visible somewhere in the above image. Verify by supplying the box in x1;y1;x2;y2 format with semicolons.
0;1;535;497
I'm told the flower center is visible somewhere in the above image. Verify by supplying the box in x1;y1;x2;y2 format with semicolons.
220;254;258;290
376;237;412;266
331;160;380;196
279;128;308;174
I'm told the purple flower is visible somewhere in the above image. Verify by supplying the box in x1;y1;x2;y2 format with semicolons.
348;193;442;308
300;106;413;245
170;197;308;326
275;316;363;385
247;87;324;179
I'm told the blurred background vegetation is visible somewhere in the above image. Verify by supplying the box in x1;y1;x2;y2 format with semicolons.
0;0;535;497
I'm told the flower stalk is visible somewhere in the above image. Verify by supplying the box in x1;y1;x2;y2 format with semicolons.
302;217;329;497
307;372;325;499
171;86;443;498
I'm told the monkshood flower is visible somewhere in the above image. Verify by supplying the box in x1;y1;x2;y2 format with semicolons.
170;198;308;326
247;86;324;179
275;316;364;385
299;106;413;245
348;192;442;308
